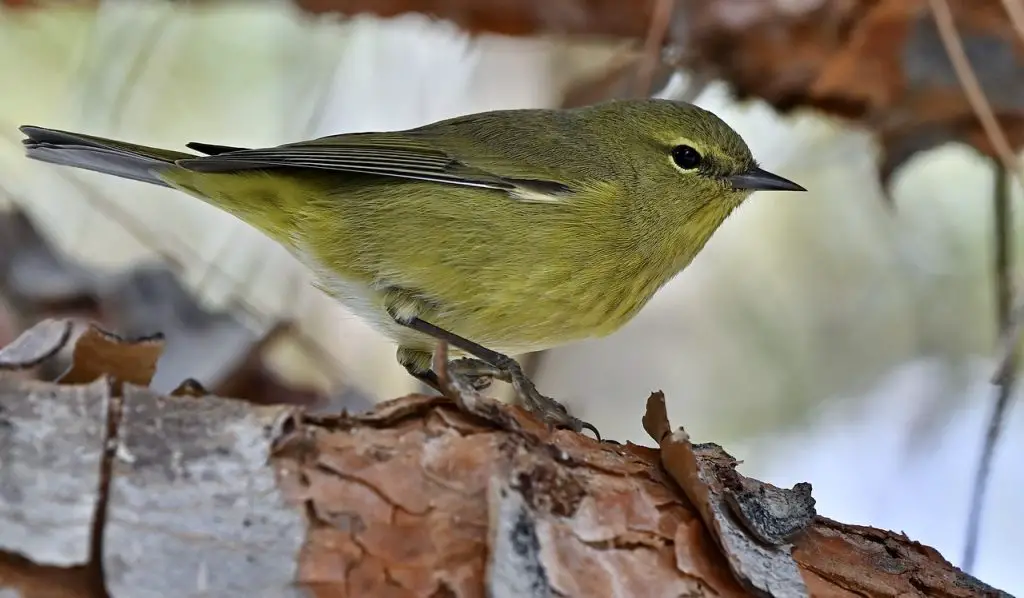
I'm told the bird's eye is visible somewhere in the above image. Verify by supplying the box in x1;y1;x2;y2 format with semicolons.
671;145;702;170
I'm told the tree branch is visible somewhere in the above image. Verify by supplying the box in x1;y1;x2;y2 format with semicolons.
0;320;1011;597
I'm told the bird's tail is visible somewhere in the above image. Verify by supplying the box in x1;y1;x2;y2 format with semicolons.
19;125;197;187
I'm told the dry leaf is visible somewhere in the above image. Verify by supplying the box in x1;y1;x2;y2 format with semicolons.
57;325;163;394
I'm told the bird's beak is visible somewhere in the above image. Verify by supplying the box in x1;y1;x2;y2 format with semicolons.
728;167;806;192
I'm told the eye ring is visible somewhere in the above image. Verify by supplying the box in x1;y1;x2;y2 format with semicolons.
671;145;702;170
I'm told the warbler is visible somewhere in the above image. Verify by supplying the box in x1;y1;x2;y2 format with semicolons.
19;99;804;436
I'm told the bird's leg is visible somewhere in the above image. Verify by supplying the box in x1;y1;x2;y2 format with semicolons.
388;308;599;438
399;349;504;392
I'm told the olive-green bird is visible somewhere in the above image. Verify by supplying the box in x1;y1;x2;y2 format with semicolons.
19;99;804;437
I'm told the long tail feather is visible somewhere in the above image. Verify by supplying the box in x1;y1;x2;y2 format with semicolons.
19;126;198;187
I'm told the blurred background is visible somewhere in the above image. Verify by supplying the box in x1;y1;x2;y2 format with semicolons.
0;0;1021;593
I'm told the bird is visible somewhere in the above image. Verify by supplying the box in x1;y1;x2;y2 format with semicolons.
19;99;805;437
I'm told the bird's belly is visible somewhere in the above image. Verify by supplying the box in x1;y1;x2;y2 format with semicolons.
302;263;406;340
303;266;618;357
294;234;654;357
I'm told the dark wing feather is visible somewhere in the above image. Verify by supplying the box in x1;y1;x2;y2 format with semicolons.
186;142;248;155
174;135;572;200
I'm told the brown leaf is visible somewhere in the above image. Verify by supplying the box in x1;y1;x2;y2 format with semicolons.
0;318;71;371
58;325;163;394
293;0;656;37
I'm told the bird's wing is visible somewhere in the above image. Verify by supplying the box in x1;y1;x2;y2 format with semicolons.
175;133;573;203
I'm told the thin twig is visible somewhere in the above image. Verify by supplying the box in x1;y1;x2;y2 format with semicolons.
963;161;1015;573
994;162;1014;340
632;0;675;97
928;0;1024;182
999;0;1024;42
928;0;1024;573
991;293;1024;384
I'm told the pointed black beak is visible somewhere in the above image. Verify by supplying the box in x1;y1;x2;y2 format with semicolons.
728;167;806;192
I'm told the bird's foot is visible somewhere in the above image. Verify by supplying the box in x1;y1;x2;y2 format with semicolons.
452;355;600;439
404;344;600;438
512;371;600;439
447;357;506;391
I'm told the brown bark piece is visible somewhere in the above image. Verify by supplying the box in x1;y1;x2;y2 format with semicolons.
644;392;812;598
287;396;1012;597
102;385;308;598
486;444;704;597
795;520;1012;598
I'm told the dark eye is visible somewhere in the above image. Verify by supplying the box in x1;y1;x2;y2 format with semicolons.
671;145;702;170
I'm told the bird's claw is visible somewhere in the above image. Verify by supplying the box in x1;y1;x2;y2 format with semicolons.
444;356;601;439
507;367;601;440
